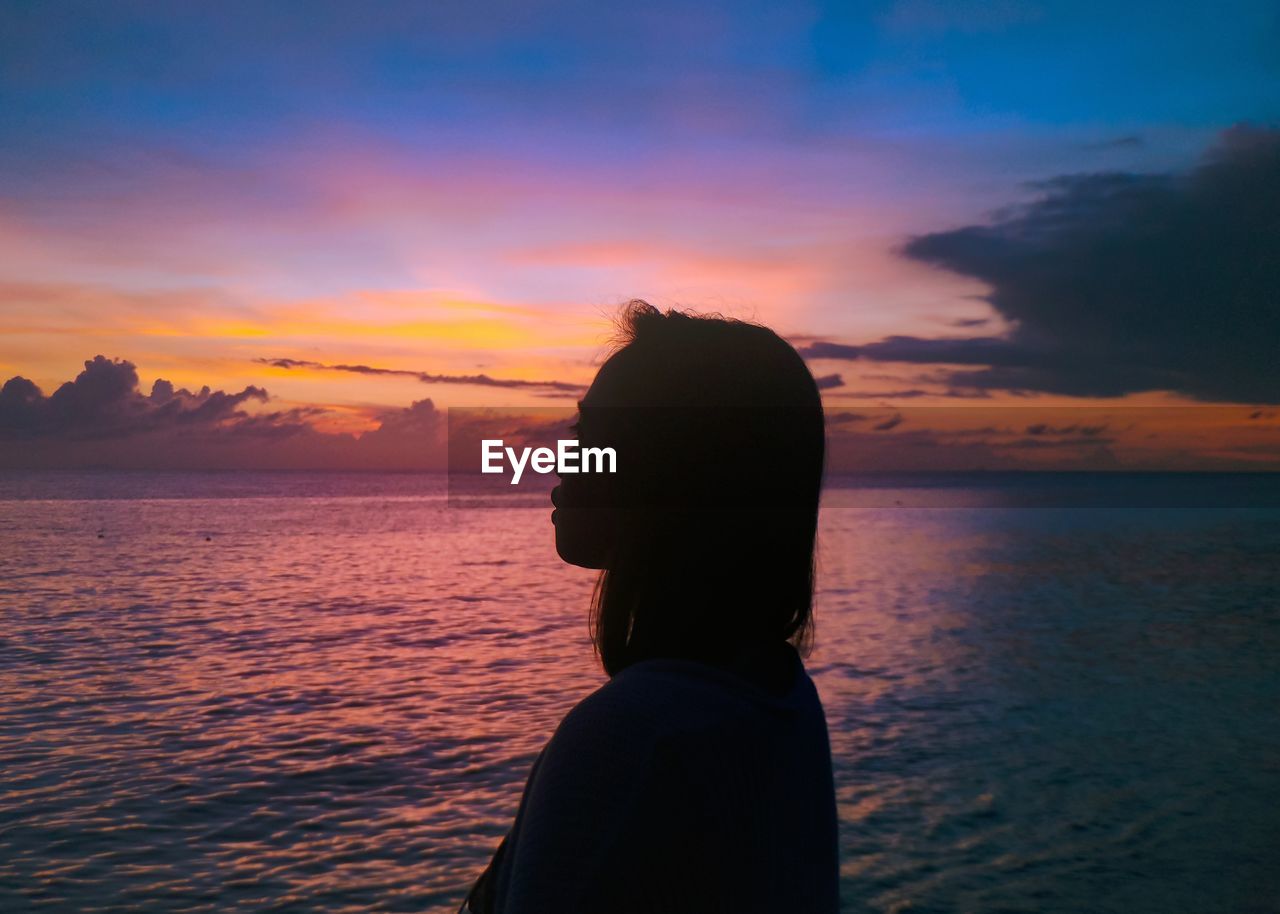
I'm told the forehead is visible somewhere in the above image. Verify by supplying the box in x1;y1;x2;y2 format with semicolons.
579;349;633;409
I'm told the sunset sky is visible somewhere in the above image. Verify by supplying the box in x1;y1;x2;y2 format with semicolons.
1;1;1278;470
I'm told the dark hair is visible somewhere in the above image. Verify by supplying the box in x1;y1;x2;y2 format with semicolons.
587;300;826;676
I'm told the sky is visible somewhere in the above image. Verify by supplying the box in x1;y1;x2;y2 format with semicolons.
1;0;1278;470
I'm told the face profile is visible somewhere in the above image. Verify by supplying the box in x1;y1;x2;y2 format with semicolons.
550;352;631;571
550;462;615;571
546;300;826;675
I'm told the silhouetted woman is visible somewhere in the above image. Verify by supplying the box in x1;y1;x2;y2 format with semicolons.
462;301;839;913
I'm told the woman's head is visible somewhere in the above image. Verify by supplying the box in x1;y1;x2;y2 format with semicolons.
552;301;826;676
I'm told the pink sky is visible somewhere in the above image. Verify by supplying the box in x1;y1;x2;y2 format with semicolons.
2;4;1277;470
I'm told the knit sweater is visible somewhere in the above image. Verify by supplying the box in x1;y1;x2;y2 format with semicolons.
464;641;840;913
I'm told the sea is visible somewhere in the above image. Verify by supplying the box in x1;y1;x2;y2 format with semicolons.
1;471;1278;913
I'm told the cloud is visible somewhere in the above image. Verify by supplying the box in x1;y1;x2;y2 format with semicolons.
255;357;586;394
0;356;272;440
825;386;993;400
1082;134;1146;151
801;335;1033;366
904;125;1280;402
0;356;452;469
826;411;870;425
1024;422;1109;436
804;126;1280;404
1001;435;1118;449
840;388;928;399
823;424;1106;473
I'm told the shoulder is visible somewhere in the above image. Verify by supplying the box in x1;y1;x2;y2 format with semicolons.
508;672;679;865
553;654;814;748
542;668;669;759
555;659;729;731
542;649;828;777
536;662;722;780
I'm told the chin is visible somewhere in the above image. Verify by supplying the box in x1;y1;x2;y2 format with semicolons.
554;518;610;569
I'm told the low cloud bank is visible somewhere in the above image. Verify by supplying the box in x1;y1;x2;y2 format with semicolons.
0;357;446;469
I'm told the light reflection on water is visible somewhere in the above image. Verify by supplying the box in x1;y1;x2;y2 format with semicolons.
1;472;1278;913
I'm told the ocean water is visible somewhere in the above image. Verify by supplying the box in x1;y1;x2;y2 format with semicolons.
1;471;1278;913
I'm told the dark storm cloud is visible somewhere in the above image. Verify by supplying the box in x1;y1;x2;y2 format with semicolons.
804;126;1280;404
0;356;272;439
255;358;586;394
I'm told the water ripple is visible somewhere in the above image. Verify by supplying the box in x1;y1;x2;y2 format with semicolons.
2;474;1279;912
